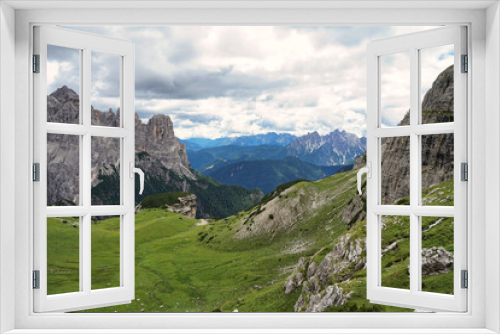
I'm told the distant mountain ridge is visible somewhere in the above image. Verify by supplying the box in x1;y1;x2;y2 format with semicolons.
207;156;352;194
185;129;366;177
181;132;297;150
188;145;287;173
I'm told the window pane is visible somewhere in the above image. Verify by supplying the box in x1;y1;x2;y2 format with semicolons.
91;52;121;127
47;45;80;124
91;137;121;205
421;134;454;206
47;134;80;206
47;217;80;295
380;52;410;127
420;45;454;124
381;215;410;290
91;215;121;290
421;216;454;295
381;136;410;205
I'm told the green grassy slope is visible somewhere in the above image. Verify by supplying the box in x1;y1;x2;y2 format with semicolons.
47;168;454;312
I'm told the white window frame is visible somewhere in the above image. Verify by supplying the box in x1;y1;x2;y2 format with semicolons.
366;26;467;312
33;25;136;313
1;2;499;333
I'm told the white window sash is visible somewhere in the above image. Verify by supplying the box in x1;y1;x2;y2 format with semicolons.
32;25;136;313
366;26;468;312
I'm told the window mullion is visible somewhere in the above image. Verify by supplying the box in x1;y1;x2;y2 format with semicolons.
409;47;420;293
82;47;92;294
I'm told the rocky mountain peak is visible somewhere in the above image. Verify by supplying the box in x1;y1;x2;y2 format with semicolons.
146;114;176;142
51;85;79;103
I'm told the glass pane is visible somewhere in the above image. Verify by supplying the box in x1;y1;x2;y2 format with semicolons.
421;134;454;206
91;137;121;205
91;215;121;290
47;216;80;295
381;136;410;205
91;52;121;127
381;215;410;290
421;216;454;294
380;51;410;127
420;44;454;124
47;134;80;206
47;45;81;124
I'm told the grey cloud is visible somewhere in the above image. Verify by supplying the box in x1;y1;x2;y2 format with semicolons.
171;112;222;123
91;52;121;98
304;101;318;107
137;110;222;124
135;66;292;100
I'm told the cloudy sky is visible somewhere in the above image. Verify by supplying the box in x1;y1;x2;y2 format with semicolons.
47;26;454;139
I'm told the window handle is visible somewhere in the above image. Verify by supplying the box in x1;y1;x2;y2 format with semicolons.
129;162;145;195
357;162;371;195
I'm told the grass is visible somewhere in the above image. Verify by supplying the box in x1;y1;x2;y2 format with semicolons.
45;169;456;312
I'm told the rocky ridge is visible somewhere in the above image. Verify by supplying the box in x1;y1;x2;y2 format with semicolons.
285;233;364;312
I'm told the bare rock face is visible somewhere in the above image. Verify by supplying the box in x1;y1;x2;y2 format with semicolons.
420;247;454;276
47;86;194;206
136;114;194;180
285;233;365;312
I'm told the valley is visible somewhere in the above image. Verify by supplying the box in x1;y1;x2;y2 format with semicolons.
46;170;453;313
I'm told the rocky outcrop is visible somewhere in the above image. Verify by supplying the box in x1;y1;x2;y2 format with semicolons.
285;233;365;312
167;194;197;219
294;284;351;312
420;247;454;276
136;193;197;219
286;130;366;166
136;113;193;179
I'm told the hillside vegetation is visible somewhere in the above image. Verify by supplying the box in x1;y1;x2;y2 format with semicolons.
207;156;351;194
45;168;454;313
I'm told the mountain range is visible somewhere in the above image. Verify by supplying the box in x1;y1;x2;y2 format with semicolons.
286;130;366;166
180;132;297;150
184;130;366;168
207;156;352;194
